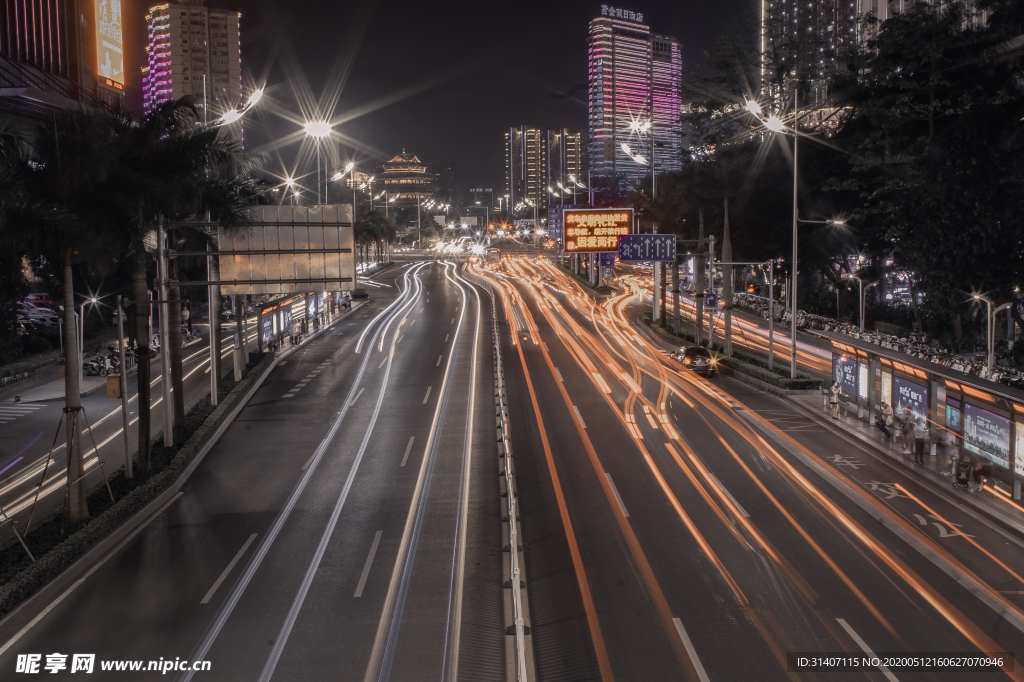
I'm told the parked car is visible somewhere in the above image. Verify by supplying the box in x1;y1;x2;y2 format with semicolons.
671;346;718;377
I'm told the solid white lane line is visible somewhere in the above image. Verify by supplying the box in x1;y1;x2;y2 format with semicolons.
436;355;442;367
350;387;366;407
444;334;449;342
353;531;383;598
422;386;432;404
400;436;415;467
378;357;387;368
0;493;184;659
201;534;258;604
836;618;900;682
573;405;586;429
672;618;712;682
555;367;563;382
605;473;629;517
707;472;750;518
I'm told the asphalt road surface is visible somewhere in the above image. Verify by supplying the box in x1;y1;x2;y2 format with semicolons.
0;261;503;681
483;254;1024;682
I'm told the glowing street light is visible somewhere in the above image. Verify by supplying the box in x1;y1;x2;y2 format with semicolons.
744;99;762;116
303;121;332;138
765;115;785;133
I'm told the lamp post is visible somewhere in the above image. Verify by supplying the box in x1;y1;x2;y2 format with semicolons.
974;294;994;376
302;121;332;204
848;275;877;332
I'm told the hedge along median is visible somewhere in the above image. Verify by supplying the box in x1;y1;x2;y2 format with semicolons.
637;311;821;391
0;351;274;619
556;263;614;295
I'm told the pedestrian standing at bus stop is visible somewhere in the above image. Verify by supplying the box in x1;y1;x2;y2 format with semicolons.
900;408;914;455
913;417;928;464
829;381;840;419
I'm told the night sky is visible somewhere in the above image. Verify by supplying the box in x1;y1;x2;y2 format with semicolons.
126;0;753;195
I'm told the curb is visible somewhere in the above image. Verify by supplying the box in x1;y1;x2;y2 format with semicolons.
786;394;1024;540
0;300;367;644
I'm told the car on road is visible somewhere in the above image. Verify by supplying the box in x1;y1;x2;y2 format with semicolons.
671;346;717;377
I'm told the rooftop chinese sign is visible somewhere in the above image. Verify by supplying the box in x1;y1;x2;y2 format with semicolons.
563;209;632;253
600;5;644;22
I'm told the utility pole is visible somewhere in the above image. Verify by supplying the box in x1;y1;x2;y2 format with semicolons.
695;209;705;347
722;196;733;355
116;295;131;478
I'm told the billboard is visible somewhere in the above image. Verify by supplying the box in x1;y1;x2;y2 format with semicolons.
832;352;857;397
964;403;1010;468
96;0;124;85
893;375;927;426
563;209;632;253
547;204;578;244
945;398;961;432
218;205;354;295
1016;422;1024;480
857;362;869;402
617;234;677;262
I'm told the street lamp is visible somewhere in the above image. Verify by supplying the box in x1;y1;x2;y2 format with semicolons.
848;275;878;332
302;121;332;204
974;294;994;376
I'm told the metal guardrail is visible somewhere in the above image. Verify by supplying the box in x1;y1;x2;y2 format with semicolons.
463;265;532;682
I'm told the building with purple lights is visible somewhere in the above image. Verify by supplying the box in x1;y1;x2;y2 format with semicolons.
142;0;241;118
588;5;681;186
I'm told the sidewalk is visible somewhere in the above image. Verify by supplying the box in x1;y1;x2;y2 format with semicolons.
788;391;1024;538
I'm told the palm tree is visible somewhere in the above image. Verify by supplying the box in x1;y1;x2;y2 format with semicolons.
102;101;262;460
0;110;125;522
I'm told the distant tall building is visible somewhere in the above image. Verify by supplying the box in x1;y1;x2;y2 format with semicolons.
546;129;583;202
143;0;241;118
588;6;681;185
505;127;583;214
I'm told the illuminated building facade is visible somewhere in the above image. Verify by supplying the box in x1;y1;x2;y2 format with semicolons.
143;0;241;118
506;127;583;214
379;150;436;207
588;6;681;186
0;0;120;115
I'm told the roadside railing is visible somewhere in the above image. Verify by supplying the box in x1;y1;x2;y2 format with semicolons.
463;263;533;682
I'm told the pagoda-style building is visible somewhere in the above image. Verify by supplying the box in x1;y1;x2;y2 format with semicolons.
379;150;436;207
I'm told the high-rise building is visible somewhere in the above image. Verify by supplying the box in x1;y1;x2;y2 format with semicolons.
0;0;121;115
143;0;241;118
546;128;583;202
506;127;584;214
505;126;546;213
588;6;682;185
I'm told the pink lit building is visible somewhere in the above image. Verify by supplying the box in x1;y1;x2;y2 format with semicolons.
588;6;681;185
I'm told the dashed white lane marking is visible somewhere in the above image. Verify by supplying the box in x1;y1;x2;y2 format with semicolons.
573;406;586;429
436;355;442;367
451;318;454;324
378;357;387;368
400;436;415;467
354;531;383;598
349;387;366;407
672;618;711;682
836;618;900;682
555;367;563;382
422;386;432;404
543;342;549;351
444;334;449;342
605;473;629;517
201;534;258;604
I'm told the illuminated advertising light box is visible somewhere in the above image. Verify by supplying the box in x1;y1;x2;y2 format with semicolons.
563;209;632;253
831;353;857;397
893;375;927;426
96;0;124;85
963;403;1010;468
260;314;274;346
1016;422;1024;480
880;370;892;407
857;362;869;402
945;397;961;432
